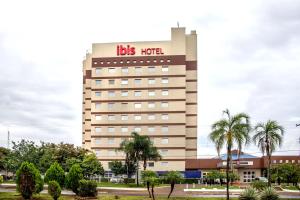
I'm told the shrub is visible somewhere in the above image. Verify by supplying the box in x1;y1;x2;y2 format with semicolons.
65;164;83;194
123;178;135;184
45;162;65;187
78;179;97;197
238;187;258;200
16;162;43;199
260;187;279;200
0;175;3;184
48;180;61;200
250;180;268;191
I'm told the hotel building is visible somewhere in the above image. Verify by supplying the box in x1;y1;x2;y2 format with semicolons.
82;27;197;171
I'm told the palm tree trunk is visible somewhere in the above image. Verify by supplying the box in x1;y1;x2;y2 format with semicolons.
151;185;155;200
136;160;139;187
268;154;271;187
143;159;147;170
168;182;174;198
147;181;152;198
226;146;230;200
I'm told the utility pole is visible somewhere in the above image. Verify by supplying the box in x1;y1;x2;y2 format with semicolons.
297;124;300;155
7;129;10;149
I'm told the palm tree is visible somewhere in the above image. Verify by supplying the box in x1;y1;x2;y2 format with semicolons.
119;132;161;186
141;170;157;198
209;109;251;200
165;171;183;198
253;120;284;186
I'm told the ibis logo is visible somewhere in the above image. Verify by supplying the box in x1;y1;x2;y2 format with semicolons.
117;45;136;56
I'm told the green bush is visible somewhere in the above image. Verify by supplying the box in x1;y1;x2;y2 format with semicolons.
260;187;279;200
48;180;61;200
78;179;97;197
250;180;268;191
0;175;3;184
65;164;83;194
123;178;135;184
238;187;258;200
16;162;43;199
182;178;199;184
45;162;65;187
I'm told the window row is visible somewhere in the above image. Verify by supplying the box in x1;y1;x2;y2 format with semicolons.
95;126;169;133
94;102;169;109
93;138;169;145
243;171;255;183
95;90;169;97
94;149;169;157
95;114;169;121
95;66;169;75
273;160;300;164
95;78;169;85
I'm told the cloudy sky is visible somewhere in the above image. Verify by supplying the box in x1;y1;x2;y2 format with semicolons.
0;0;299;157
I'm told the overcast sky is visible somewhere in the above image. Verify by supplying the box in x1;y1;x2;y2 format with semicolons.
0;0;299;157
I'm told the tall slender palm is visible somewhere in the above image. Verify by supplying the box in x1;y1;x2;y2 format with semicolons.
209;109;251;200
253;120;284;186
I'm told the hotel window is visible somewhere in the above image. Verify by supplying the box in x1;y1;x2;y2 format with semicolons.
161;114;168;120
292;160;295;163
95;68;102;75
108;103;114;109
134;127;141;132
161;102;169;108
148;66;155;72
95;127;102;133
134;91;142;97
160;149;168;156
135;67;142;73
273;160;277;164
134;103;142;108
148;162;154;167
298;160;300;163
95;92;101;97
95;115;102;120
148;114;155;120
108;115;115;120
150;137;154;143
94;139;101;145
148;102;155;108
95;103;101;109
243;171;255;183
161;162;168;166
285;160;289;163
134;79;142;84
95;80;102;85
162;66;169;72
121;91;128;97
161;90;169;96
280;160;283;163
121;115;128;120
148;91;156;96
108;150;116;156
108;91;115;97
108;127;115;132
121;127;128;132
109;80;115;85
108;68;116;73
95;150;101;157
108;138;115;145
148;127;155;132
134;115;141;120
121;79;128;85
162;126;169;132
121;103;128;108
148;79;156;84
161;138;169;144
122;67;128;73
161;78;169;84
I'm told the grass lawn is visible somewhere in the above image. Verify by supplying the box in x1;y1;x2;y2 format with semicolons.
281;185;300;191
1;193;300;200
97;182;168;188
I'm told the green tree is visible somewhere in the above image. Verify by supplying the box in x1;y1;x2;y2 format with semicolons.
16;162;43;199
66;157;81;172
0;147;9;171
44;162;65;187
48;180;61;200
119;139;137;180
119;132;161;186
81;153;104;178
65;164;83;194
141;170;157;198
148;176;159;200
209;109;251;200
110;161;125;176
253;120;284;186
165;171;182;198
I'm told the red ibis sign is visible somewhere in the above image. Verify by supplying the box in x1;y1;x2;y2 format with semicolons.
117;45;164;56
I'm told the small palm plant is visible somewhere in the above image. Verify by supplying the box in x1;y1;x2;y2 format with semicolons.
165;171;183;198
141;170;157;198
260;187;279;200
238;187;258;200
